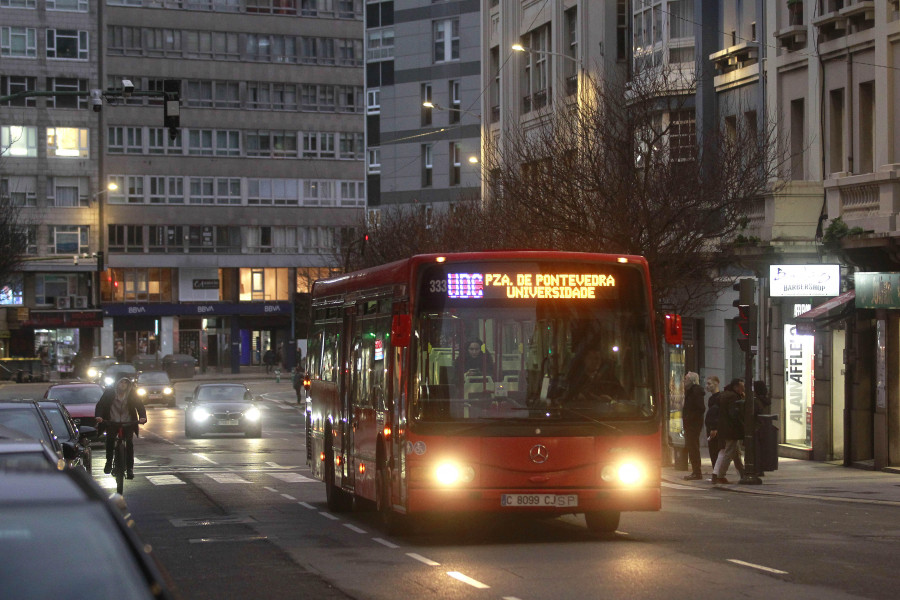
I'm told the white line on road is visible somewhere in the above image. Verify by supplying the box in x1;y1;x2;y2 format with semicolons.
264;487;279;493
447;572;490;589
727;559;789;575
206;473;251;484
193;453;217;465
269;473;317;483
406;553;440;566
298;502;316;510
372;538;399;548
266;462;299;469
281;494;296;500
343;524;366;534
146;475;186;486
502;597;524;600
319;512;339;521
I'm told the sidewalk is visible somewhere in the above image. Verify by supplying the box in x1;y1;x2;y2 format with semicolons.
664;459;900;506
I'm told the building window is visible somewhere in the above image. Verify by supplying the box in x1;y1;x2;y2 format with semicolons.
423;144;433;187
1;176;37;206
148;226;183;253
521;25;549;112
48;78;89;109
1;27;37;58
126;176;144;203
49;177;88;207
367;148;380;174
47;127;89;158
1;125;37;157
422;83;432;126
449;80;460;123
47;0;88;11
216;130;241;156
1;0;37;8
450;142;461;186
188;129;214;155
367;27;394;61
216;178;242;204
189;177;216;204
46;29;89;60
35;274;76;305
669;109;695;162
367;88;380;114
52;226;88;254
1;76;37;106
433;18;459;63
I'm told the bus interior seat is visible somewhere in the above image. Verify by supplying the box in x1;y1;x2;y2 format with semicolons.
502;353;521;372
464;375;494;400
430;348;453;382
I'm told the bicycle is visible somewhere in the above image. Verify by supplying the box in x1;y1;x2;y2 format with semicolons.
105;420;139;495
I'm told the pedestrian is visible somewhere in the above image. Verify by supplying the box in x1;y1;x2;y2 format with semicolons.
704;375;722;470
263;347;275;373
711;378;746;484
753;380;771;415
292;365;304;404
681;371;706;480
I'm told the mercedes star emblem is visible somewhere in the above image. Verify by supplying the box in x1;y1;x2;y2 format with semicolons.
529;444;549;464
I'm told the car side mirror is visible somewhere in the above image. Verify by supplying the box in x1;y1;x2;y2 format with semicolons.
78;425;96;438
62;442;77;461
184;397;193;404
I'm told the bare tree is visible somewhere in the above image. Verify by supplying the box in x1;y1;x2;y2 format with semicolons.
353;66;782;314
0;169;30;287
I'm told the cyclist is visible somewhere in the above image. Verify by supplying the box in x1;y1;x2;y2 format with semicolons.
95;377;147;480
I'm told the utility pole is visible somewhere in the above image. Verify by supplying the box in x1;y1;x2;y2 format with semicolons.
734;278;762;485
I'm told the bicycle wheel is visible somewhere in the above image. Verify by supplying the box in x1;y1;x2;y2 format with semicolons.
113;440;126;495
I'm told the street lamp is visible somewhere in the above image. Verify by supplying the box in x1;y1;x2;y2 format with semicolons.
421;101;481;120
512;43;584;100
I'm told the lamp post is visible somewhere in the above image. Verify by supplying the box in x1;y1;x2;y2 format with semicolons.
92;181;117;304
421;100;482;121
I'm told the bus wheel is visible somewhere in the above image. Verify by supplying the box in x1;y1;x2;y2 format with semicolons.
325;442;352;512
376;462;403;534
584;510;620;534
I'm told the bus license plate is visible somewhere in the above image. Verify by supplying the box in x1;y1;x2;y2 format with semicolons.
218;419;239;426
501;494;578;508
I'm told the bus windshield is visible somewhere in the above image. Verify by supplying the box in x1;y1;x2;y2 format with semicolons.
412;261;656;424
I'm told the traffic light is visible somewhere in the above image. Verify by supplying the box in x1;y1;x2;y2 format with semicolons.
733;278;757;353
664;313;683;345
163;79;181;140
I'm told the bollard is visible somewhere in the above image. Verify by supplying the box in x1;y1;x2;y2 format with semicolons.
274;368;281;383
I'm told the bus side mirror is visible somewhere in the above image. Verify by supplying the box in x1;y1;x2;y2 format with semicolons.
391;315;411;347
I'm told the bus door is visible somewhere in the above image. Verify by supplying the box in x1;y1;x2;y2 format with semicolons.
391;303;410;508
338;305;356;490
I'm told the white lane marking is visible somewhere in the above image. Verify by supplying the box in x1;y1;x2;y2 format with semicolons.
406;553;440;566
266;462;299;469
146;475;186;486
502;597;524;600
133;457;151;464
277;404;293;410
281;494;297;500
344;524;366;534
727;559;789;575
206;473;251;484
298;502;316;510
269;473;317;483
320;512;339;521
193;453;217;465
372;538;399;548
447;572;490;589
662;481;703;490
264;487;279;493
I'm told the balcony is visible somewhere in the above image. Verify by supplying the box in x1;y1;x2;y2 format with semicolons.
811;7;848;42
744;180;824;245
825;167;900;235
774;25;807;52
709;42;760;90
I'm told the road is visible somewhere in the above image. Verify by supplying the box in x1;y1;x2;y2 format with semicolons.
3;378;899;599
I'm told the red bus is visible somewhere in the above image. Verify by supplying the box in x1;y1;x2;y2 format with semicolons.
304;251;662;533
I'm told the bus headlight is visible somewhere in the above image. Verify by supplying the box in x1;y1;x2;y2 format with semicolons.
601;461;646;486
192;408;211;422
244;407;261;422
434;461;475;486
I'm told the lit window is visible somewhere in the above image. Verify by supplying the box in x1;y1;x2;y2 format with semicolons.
47;127;89;158
1;126;38;157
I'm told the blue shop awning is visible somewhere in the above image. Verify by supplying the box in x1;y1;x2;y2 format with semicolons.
795;289;855;335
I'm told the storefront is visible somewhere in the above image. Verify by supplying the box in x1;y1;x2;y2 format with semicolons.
22;310;104;378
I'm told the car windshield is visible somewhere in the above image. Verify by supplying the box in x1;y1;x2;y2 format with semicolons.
0;452;55;470
40;407;71;440
109;366;136;375
138;372;170;385
0;410;49;445
0;504;157;599
89;358;115;368
196;387;248;403
48;386;103;406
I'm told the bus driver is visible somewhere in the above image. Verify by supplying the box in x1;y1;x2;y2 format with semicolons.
567;349;625;407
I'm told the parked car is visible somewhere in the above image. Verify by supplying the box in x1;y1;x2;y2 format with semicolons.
0;468;176;599
0;401;78;470
0;428;65;471
162;353;197;379
184;383;261;438
132;353;161;372
85;356;116;383
135;371;175;407
102;363;138;388
43;382;105;446
37;400;93;471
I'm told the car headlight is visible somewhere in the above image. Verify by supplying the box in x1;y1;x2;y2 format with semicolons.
104;376;114;386
192;408;211;422
163;387;173;395
601;461;646;487
244;407;261;422
136;388;147;396
87;368;98;378
434;461;475;486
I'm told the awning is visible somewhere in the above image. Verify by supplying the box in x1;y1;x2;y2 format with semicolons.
795;290;855;335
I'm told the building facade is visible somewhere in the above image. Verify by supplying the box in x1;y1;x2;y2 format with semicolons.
2;0;366;375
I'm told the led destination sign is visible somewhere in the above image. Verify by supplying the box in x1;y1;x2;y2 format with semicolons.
445;272;616;299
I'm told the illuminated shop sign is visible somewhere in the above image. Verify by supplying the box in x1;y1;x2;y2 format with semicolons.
446;272;616;300
784;326;814;447
855;272;900;309
770;265;840;297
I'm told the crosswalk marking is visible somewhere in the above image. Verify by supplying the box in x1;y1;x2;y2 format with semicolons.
269;472;317;483
207;473;252;484
147;475;186;486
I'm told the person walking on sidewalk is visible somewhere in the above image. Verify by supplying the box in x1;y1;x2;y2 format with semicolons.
682;371;706;480
711;378;745;484
704;375;722;470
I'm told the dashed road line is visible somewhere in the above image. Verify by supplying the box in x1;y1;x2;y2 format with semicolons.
447;572;490;589
264;487;279;493
193;453;217;465
281;493;297;500
319;512;339;521
372;538;399;548
298;502;316;510
406;553;440;566
343;524;366;534
727;559;788;575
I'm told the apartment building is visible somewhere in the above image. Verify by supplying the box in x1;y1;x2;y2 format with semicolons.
1;0;366;373
366;0;481;215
